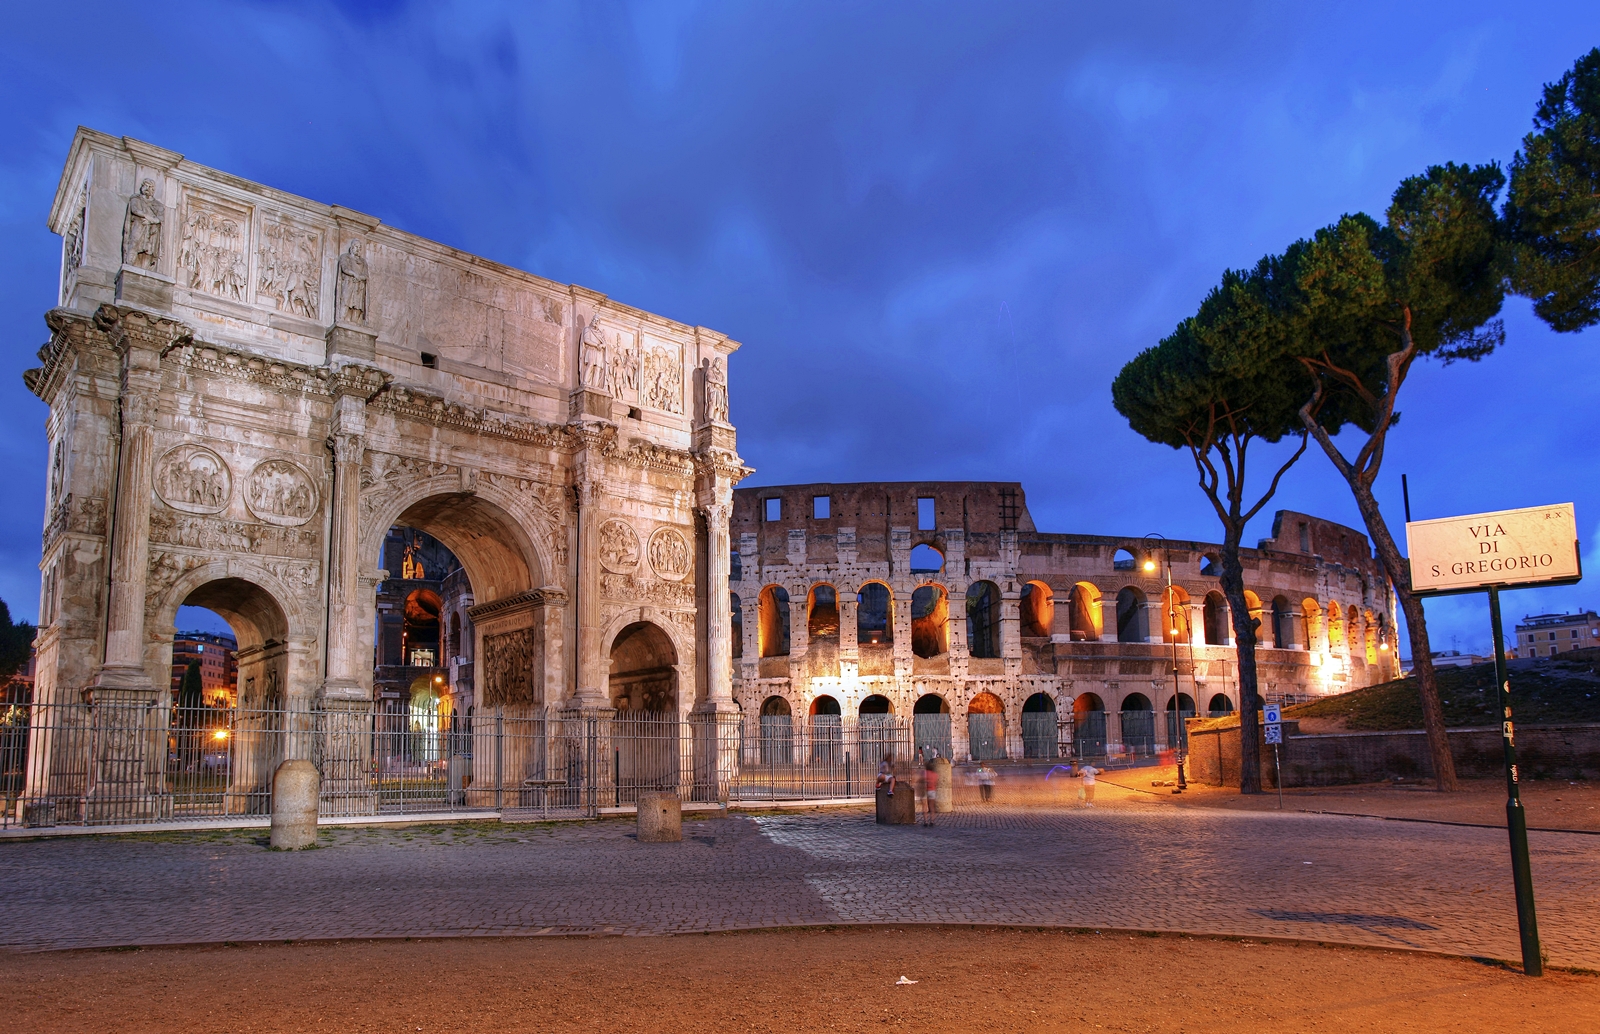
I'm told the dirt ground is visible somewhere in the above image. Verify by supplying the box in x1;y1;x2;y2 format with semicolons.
3;927;1594;1033
947;764;1600;832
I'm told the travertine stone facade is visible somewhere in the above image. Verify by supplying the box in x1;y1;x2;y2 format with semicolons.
731;482;1399;760
27;130;748;806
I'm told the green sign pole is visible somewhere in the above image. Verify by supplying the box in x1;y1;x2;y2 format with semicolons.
1488;585;1543;976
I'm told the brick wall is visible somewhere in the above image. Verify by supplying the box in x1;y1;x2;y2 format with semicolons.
1185;721;1600;787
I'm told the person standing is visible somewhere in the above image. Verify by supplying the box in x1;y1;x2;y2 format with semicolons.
1079;763;1101;807
977;763;996;803
922;759;939;826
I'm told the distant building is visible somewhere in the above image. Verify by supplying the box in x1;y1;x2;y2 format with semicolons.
1514;611;1600;659
170;632;238;706
1401;650;1487;674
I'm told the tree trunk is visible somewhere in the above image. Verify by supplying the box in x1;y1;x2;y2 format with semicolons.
1218;526;1262;794
1345;483;1458;791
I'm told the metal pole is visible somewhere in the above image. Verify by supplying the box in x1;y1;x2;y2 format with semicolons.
1490;585;1543;976
1274;743;1283;809
1165;548;1184;793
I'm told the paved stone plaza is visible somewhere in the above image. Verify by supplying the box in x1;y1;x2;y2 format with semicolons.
3;806;1596;970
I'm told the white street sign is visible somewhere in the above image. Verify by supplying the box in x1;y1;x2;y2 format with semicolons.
1407;503;1581;595
1263;704;1281;725
1264;724;1283;745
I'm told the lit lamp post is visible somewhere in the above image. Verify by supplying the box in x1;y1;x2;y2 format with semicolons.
1142;533;1187;792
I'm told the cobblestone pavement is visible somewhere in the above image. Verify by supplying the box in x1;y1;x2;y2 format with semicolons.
3;806;1595;968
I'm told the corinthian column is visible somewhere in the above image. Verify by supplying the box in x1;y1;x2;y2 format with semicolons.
699;499;735;710
321;397;367;702
572;466;607;708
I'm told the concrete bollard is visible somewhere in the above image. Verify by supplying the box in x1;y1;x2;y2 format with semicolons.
269;759;320;850
637;791;682;842
875;783;916;824
931;758;953;813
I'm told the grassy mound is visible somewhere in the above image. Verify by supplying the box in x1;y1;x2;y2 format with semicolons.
1284;648;1600;731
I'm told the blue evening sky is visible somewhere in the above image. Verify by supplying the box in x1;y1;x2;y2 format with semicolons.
1;2;1596;655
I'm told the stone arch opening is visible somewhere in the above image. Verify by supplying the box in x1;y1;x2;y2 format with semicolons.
1208;693;1233;715
1120;691;1155;754
1302;598;1323;651
910;543;944;573
1112;548;1136;571
1116;586;1148;643
1021;691;1058;759
609;621;678;713
1271;595;1296;648
759;585;791;658
808;584;840;640
383;492;543;604
730;593;743;659
966;691;1005;761
1203;591;1229;645
761;694;791;717
856;581;893;647
758;694;793;764
1200;553;1220;576
1326;601;1345;651
1072;692;1106;758
911;584;949;658
1020;581;1054;638
913;693;952;759
966;581;1000;659
809;694;841;718
858;694;893;715
1069;582;1102;641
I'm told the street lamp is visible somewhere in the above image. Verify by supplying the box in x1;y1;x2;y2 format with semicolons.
1142;533;1188;792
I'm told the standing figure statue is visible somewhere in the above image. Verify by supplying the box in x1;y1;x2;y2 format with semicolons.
122;179;163;270
580;316;609;392
704;356;729;423
337;240;369;324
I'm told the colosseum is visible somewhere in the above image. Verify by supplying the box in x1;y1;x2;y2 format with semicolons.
731;481;1400;762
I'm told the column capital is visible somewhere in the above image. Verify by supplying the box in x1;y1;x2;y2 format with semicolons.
328;431;364;465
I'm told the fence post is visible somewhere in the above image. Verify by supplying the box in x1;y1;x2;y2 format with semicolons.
494;709;504;811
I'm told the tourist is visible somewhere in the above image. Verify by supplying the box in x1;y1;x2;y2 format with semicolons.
1079;763;1101;806
976;763;996;803
876;753;897;796
922;759;938;826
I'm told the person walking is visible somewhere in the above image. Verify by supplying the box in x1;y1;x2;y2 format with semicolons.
1079;762;1101;807
977;763;996;804
922;759;939;826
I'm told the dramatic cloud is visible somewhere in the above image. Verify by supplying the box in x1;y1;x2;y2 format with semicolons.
0;0;1595;653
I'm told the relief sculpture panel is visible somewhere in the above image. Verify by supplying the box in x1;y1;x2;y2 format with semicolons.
245;459;320;527
155;445;232;515
647;527;691;582
598;519;640;573
257;218;322;319
641;340;683;414
178;193;250;301
482;628;537;707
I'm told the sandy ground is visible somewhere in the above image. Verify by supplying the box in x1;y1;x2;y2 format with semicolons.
947;766;1600;832
3;928;1593;1034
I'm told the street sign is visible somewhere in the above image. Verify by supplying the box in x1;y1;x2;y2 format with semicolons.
1264;723;1283;745
1407;503;1581;597
1262;704;1281;725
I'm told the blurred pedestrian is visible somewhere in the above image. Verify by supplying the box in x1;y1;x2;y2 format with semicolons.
977;763;996;803
1079;763;1100;806
922;758;938;826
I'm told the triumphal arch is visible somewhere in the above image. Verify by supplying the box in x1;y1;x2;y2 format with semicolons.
24;129;746;819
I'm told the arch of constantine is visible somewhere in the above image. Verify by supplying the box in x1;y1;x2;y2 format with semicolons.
22;129;746;822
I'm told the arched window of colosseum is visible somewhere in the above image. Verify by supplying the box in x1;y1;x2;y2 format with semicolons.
1162;585;1191;643
1243;590;1262;638
1271;595;1295;648
1073;692;1104;717
1207;693;1233;714
1022;693;1058;759
913;693;952;759
447;612;461;658
910;543;944;573
1326;602;1344;650
1363;610;1379;665
859;694;893;715
810;695;841;718
966;581;1001;658
1200;553;1220;576
759;585;791;657
761;695;791;717
759;695;793;765
1020;581;1054;638
1301;598;1323;650
1069;582;1102;640
1112;548;1136;571
731;593;743;659
730;549;741;582
808;584;839;639
1116;587;1148;643
857;582;893;646
1203;591;1229;645
914;693;950;714
911;584;950;658
1121;692;1152;711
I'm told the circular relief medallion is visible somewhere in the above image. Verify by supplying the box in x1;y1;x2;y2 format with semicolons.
598;519;641;573
245;458;320;527
155;445;232;514
648;526;691;582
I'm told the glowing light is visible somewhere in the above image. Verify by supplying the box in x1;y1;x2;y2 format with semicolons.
1143;559;1157;573
212;729;228;741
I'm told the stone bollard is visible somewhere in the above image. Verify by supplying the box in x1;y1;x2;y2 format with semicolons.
875;783;916;824
931;758;953;813
270;759;320;850
637;791;682;842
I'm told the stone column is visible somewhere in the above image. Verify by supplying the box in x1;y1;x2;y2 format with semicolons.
1187;602;1207;648
320;394;367;702
1144;600;1166;645
1099;597;1120;643
572;465;607;708
698;500;735;711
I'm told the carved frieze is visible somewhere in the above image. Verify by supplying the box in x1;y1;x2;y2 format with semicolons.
178;192;249;301
641;342;683;414
599;519;641;574
359;452;454;520
482;628;537;707
257;218;322;319
62;189;86;283
42;494;107;550
600;571;695;610
245;459;320;527
647;526;691;582
149;509;320;559
147;550;211;613
155;444;232;515
609;331;639;404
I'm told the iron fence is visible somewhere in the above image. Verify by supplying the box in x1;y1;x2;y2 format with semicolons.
732;715;911;801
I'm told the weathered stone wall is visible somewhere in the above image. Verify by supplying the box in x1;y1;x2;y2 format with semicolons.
1187;722;1600;787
